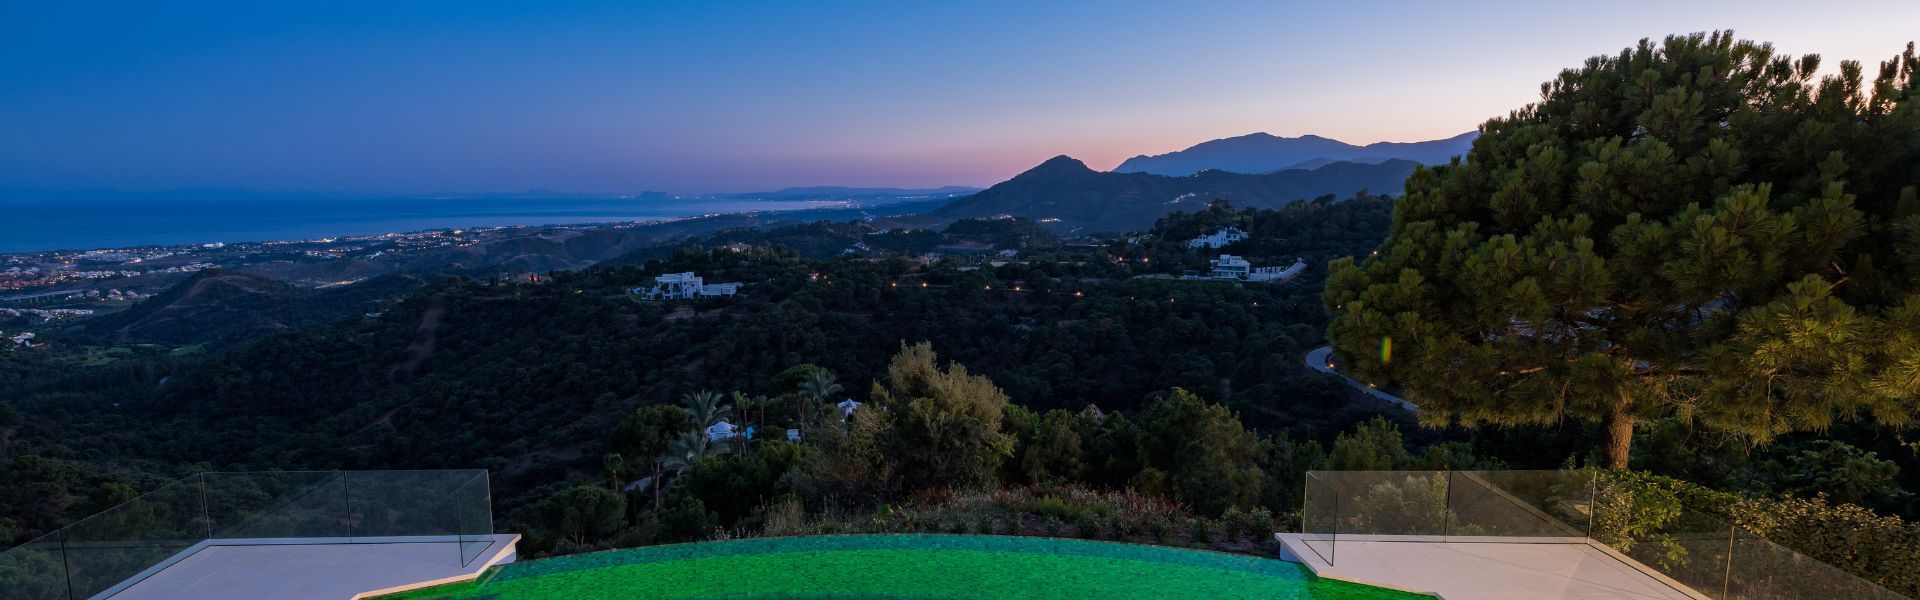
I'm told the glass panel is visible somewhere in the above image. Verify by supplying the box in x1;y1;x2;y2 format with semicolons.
1726;529;1907;600
1300;471;1336;565
203;471;348;541
0;531;70;600
1446;470;1592;540
1606;503;1733;599
455;472;495;567
59;475;209;599
1324;471;1450;537
345;470;476;539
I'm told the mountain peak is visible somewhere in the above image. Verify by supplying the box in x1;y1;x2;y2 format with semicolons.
1023;155;1093;176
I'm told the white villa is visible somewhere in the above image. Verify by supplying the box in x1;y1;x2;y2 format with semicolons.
1186;227;1248;249
705;420;739;441
1183;255;1308;283
1248;258;1308;282
634;272;742;300
837;399;863;418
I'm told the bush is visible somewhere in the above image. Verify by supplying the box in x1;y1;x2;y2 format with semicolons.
1042;516;1064;537
1025;495;1082;521
1244;507;1275;540
1145;516;1172;544
1597;470;1920;596
1731;495;1920;597
1074;514;1100;539
1190;518;1212;543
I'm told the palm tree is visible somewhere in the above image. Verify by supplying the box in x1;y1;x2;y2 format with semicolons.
729;391;755;454
797;370;842;432
652;429;732;509
680;390;732;432
602;452;626;490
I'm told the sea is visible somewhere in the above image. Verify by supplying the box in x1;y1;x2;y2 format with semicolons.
0;196;844;253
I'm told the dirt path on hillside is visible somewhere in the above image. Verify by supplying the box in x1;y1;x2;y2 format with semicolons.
352;302;446;439
387;302;445;381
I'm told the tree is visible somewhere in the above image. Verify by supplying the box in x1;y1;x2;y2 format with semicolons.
872;342;1014;490
797;370;842;431
654;430;732;509
1327;417;1411;471
1754;440;1909;509
1019;409;1085;484
681;390;732;432
612;405;688;509
1135;388;1264;515
546;485;626;547
602;453;626;490
729;391;760;454
1324;32;1920;469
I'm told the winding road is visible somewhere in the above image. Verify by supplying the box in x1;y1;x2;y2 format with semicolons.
1303;346;1420;413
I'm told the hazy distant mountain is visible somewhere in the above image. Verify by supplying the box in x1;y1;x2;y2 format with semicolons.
931;155;1416;232
1270;156;1393;172
1113;131;1476;176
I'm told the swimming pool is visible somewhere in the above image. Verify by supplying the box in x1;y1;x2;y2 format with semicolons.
381;534;1423;599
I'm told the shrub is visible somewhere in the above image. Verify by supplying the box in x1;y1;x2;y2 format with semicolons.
1025;495;1082;521
1597;470;1920;596
1190;518;1212;543
1042;516;1064;537
1145;516;1172;544
1730;495;1920;597
1074;514;1100;539
1241;506;1275;540
761;495;810;537
1218;507;1246;542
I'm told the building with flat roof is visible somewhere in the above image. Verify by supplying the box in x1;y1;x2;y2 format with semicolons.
1186;227;1248;249
634;272;741;300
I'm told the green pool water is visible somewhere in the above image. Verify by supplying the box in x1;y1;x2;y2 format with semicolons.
383;534;1422;599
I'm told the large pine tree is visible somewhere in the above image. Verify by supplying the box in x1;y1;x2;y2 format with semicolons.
1324;32;1920;469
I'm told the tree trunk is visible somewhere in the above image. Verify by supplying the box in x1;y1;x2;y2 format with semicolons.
652;462;662;510
1604;395;1634;470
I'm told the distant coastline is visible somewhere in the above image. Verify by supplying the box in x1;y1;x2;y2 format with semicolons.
0;191;971;254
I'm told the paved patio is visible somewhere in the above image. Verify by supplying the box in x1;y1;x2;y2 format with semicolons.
1276;533;1703;600
109;535;518;600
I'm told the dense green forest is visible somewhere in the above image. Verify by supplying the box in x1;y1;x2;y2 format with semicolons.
0;197;1401;546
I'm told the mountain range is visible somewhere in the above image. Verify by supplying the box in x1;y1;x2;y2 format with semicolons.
931;155;1417;233
1112;131;1476;176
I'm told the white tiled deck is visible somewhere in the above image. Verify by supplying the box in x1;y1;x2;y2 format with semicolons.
1276;533;1704;600
109;535;519;600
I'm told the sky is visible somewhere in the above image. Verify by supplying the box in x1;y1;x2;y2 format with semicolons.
2;0;1917;195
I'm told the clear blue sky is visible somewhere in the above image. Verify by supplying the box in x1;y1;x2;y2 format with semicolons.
2;0;1915;194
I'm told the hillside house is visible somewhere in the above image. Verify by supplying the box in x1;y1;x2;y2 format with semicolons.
1247;258;1308;282
1182;255;1308;283
1186;227;1247;249
634;272;741;300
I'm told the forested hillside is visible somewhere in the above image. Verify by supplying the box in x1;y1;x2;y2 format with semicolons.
0;197;1404;550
